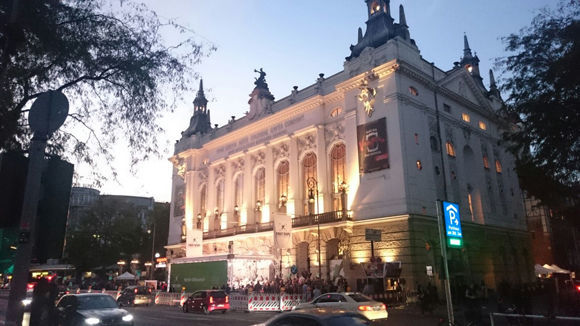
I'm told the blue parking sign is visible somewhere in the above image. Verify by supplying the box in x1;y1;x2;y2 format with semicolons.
443;201;462;238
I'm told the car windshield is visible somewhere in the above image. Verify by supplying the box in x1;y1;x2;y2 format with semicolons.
325;315;370;326
77;295;118;310
347;294;373;302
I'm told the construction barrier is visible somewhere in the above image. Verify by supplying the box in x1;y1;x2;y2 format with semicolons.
115;289;121;300
229;293;249;311
247;293;281;311
154;291;160;304
280;293;305;311
179;291;187;307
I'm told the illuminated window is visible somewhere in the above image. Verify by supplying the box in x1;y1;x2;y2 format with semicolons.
495;160;503;173
330;107;343;118
483;156;490;169
330;143;346;211
446;141;456;157
409;86;419;96
462;113;470;123
467;193;474;221
216;179;224;229
370;1;380;14
416;160;422;170
302;152;317;214
479;121;487;130
277;161;289;211
466;64;473;73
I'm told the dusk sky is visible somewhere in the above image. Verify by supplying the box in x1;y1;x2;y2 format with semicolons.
92;0;556;202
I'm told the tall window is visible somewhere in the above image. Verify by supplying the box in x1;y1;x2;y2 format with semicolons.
330;143;346;211
482;156;490;169
255;167;265;222
234;174;243;224
303;152;317;214
446;141;456;157
495;160;503;173
277;161;289;211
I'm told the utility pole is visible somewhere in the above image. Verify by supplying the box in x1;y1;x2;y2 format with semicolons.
6;91;68;325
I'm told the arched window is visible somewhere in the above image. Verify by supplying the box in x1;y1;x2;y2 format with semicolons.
234;174;243;224
277;161;289;211
446;141;456;157
255;167;265;222
495;160;503;173
330;143;346;211
303;153;317;214
430;136;439;152
482;156;490;169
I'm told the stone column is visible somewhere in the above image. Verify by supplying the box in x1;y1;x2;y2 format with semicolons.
288;136;301;216
315;125;329;213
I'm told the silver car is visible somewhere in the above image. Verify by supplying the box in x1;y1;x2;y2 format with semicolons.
294;292;388;321
253;308;371;326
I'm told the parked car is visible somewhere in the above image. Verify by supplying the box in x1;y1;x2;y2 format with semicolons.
56;293;134;326
294;293;388;321
253;308;371;326
182;290;229;314
116;286;152;307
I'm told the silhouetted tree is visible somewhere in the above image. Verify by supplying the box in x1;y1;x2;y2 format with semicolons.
497;0;579;222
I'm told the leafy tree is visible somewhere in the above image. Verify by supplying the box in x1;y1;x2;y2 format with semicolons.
65;197;149;272
0;0;213;182
497;0;579;220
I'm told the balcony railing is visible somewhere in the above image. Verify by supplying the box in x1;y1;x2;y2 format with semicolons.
292;210;352;228
201;211;352;240
203;221;274;239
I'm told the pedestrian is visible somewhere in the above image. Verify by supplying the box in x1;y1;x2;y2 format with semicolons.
313;286;321;298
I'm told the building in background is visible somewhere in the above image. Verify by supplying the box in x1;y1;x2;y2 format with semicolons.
167;1;531;292
67;186;100;230
0;152;73;268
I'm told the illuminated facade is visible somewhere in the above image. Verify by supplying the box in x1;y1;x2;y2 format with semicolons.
167;0;532;291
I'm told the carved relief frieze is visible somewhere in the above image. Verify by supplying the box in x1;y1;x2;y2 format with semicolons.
251;151;266;168
214;164;225;179
231;158;245;173
297;133;317;155
272;143;289;162
325;122;345;147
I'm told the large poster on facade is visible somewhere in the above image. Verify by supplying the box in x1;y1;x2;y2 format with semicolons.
357;117;389;173
170;261;227;292
273;213;292;250
174;184;185;217
186;228;203;257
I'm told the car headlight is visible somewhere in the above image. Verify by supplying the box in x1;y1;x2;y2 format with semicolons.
122;314;134;322
85;317;100;325
21;298;32;306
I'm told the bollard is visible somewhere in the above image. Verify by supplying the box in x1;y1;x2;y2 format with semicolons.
180;291;186;307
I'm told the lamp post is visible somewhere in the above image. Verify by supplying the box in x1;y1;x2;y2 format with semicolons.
339;181;348;220
307;177;321;279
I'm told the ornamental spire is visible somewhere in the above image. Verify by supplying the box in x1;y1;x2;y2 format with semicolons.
463;33;473;58
193;79;208;112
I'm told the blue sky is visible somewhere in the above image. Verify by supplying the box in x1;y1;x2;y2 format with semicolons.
95;0;556;202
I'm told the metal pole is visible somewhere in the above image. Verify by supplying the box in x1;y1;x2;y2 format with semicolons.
371;241;374;259
150;222;156;279
436;200;454;325
6;138;47;325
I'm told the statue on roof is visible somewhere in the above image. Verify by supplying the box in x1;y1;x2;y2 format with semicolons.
254;68;269;89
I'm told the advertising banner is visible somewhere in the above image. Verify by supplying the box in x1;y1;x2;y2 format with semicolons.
186;228;203;257
357;117;389;173
273;213;292;250
170;261;227;292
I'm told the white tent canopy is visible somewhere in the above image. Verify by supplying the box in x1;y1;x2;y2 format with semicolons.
535;264;553;275
548;264;571;274
116;272;136;280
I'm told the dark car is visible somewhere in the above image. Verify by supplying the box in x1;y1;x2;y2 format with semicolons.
252;308;371;326
116;286;152;307
56;293;134;326
182;290;229;314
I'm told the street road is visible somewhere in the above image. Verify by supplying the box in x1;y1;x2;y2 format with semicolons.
123;305;442;326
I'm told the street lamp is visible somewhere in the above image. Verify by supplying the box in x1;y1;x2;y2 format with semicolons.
339;181;348;220
147;222;157;280
307;177;321;279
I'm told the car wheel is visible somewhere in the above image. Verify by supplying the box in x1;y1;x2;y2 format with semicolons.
203;306;210;315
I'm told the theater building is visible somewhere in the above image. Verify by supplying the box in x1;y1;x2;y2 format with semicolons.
166;0;532;292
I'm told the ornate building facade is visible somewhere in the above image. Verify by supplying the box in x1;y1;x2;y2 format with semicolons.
166;0;532;292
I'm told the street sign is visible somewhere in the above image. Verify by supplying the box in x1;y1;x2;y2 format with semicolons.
365;228;381;242
442;201;463;248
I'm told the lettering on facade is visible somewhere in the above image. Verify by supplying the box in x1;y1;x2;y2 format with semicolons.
216;114;304;157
